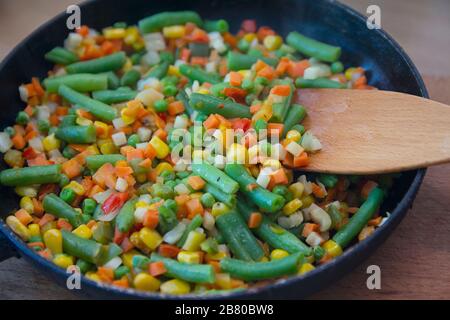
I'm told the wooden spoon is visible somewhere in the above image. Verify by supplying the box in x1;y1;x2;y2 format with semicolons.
293;89;450;174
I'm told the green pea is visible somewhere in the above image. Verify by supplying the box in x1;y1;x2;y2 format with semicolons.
237;39;250;53
127;134;140;147
37;120;50;134
154;99;168;112
4;126;15;137
331;61;344;74
60;188;76;204
163;199;178;212
16;111;29;125
201;193;215;208
163;84;178;96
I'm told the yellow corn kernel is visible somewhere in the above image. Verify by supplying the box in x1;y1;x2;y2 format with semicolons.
135;201;150;208
41;221;57;234
205;251;227;261
20;196;34;213
226;143;247;164
53;254;74;269
121;109;135;125
238;70;251;79
85;144;100;155
262;159;281;170
155;162;174;176
124;26;139;45
100;142;118;155
345;67;357;80
122;250;140;269
168;65;180;76
300;194;314;208
6;215;30;241
192;149;206;163
288;182;305;199
259;256;269;262
197;88;209;94
298;262;315;275
134;273;161;291
94;121;109;139
163;25;186;39
322;240;343;258
28;223;41;237
160;279;191;295
270;249;289;260
211;202;231;217
76;117;93;126
43;229;63;255
85;271;101;282
177;251;202;264
136;173;147;183
64;181;85;196
42;134;61;152
122;58;133;73
149;136;169;159
189;192;202;199
139;227;162;251
215;273;232;290
286;130;302;142
182;231;206;252
283;199;303;215
243;33;256;42
72;224;92;239
263;35;283;51
103;27;126;39
132;39;145;51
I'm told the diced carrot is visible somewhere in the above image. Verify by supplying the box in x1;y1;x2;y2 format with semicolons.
180;48;191;62
76;25;90;37
223;87;247;103
257;65;275;80
101;40;115;55
97;266;114;283
348;207;359;214
250;104;262;114
86;220;97;229
31;78;45;97
222;32;237;48
208;260;221;273
76;108;93;120
287;59;310;78
229;72;243;87
218;58;228;77
27;154;51;167
11;133;26;149
175;194;190;206
38;248;52;260
126;148;144;162
267;123;284;137
158;244;180;258
214;114;232;128
257;26;275;41
149;261;167;277
271;169;288;185
311;182;326;198
55;106;69;116
144;143;157;160
56;218;73;231
187;176;206;191
15;209;33;225
143;210;159;229
368;216;382;226
49;114;60;126
153;128;168;141
38;213;55;227
28;242;45;250
120;237;135;253
302;223;319;237
138;158;152;169
275;57;290;76
167;100;185;116
203;114;220;129
32;198;44;217
113;227;127;245
361;180;378;199
116;166;134;178
293;152;309;167
25;84;36;97
24;105;34;117
254;59;269;73
112;276;129;288
147;169;158;183
271;84;291;96
248;212;262;229
89;184;104;197
24;130;38;142
185;198;204;219
62;158;83;179
190;56;208;66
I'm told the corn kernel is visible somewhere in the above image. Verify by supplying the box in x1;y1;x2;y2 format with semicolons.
122;58;133;73
28;223;41;237
160;279;190;295
322;240;343;258
76;117;93;126
283;199;303;215
300;194;315;208
162;25;185;39
135;201;150;209
259;256;269;262
85;144;100;155
94;121;109;139
345;67;357;80
168;65;180;76
42;134;61;152
149;136;169;159
243;33;256;42
43;229;62;255
215;273;232;289
197;88;209;94
205;251;227;261
72;224;92;239
289;182;305;199
262;159;281;170
270;249;289;260
177;251;202;264
189;192;202;199
211;202;231;217
124;27;140;45
134;273;161;291
182;231;206;252
298;262;315;275
85;271;101;282
121;109;135;125
132;40;145;51
226;143;247;164
139;227;162;250
155;162;174;176
64;181;85;196
263;35;283;51
122;250;140;269
286;130;302;142
20;196;34;213
53;254;74;269
100;142;118;155
6;215;30;241
103;27;126;39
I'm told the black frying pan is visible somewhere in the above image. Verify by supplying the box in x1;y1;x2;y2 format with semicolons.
0;0;427;299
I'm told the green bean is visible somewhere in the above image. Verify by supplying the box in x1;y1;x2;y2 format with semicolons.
101;71;121;89
204;19;229;33
120;69;141;88
116;198;138;233
58;85;117;122
204;183;236;207
221;252;302;281
158;205;178;234
191;163;239;194
270;80;295;122
150;253;215;284
282;103;307;137
227;51;278;71
55;125;96;144
61;230;102;264
216;210;264;261
92;88;137;104
286;31;341;62
85;154;126;171
179;64;221;84
0;164;61;186
44;47;79;65
177;214;203;247
295;77;345;89
139;11;203;33
332;187;384;248
189;93;252;119
43;193;83;227
237;200;312;256
317;174;339;188
176;89;194;116
225;164;285;213
66;52;126;74
328;204;343;230
97;243;123;265
43;74;108;93
144;61;169;79
210;82;229;97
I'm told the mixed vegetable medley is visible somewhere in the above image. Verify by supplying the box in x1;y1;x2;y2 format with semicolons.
0;11;392;295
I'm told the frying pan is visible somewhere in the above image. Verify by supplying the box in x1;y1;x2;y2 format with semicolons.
0;0;427;299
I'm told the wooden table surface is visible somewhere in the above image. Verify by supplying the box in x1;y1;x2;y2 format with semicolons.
0;0;449;300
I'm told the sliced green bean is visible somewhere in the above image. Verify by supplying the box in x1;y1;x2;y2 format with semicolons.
286;31;341;62
204;19;229;33
139;11;203;33
120;69;141;88
44;74;108;93
85;154;126;171
282;104;307;137
0;165;61;186
270;80;295;122
295;77;345;89
144;61;169;79
66;52;126;74
55;125;96;144
177;214;203;247
61;230;102;264
92;88;137;104
176;89;194;116
43;193;83;227
189;93;251;119
45;47;79;65
227;51;278;71
191;163;239;194
204;183;236;207
179;64;221;84
116;198;138;233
